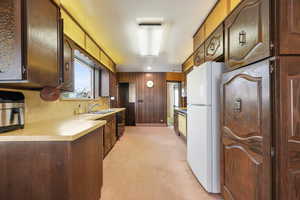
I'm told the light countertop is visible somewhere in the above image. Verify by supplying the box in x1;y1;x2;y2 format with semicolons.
0;108;126;142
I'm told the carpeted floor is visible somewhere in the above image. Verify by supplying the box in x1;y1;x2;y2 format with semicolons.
101;126;222;200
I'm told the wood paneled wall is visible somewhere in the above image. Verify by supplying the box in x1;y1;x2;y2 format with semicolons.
117;72;167;124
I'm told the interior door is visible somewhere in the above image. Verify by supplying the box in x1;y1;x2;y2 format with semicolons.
221;59;272;200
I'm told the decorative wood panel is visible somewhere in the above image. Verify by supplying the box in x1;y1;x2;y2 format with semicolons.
230;0;242;11
61;10;85;49
194;25;206;51
0;0;22;80
225;0;270;69
194;44;205;66
165;72;185;82
205;24;224;61
279;0;300;54
221;59;271;200
86;36;100;61
278;57;300;200
182;53;194;72
205;0;228;37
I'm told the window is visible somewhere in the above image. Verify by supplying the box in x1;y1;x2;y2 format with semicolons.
61;50;101;99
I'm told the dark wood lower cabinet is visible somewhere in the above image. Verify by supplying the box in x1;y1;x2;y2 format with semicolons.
221;56;300;200
221;59;272;200
0;127;103;200
103;114;117;157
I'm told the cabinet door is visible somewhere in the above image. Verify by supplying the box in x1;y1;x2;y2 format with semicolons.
103;117;112;156
224;0;270;70
205;24;224;62
26;0;60;87
277;57;300;200
62;38;74;91
221;60;272;200
194;44;205;67
110;116;117;147
0;0;23;80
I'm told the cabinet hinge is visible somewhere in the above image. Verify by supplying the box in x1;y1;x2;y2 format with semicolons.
269;57;277;74
270;43;275;50
22;66;26;74
271;147;275;157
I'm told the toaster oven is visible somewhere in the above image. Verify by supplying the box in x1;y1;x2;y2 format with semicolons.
0;91;25;133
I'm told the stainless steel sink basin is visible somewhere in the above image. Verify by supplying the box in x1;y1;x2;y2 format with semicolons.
89;110;114;115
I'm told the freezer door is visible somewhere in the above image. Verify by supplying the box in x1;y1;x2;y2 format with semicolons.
187;62;212;105
187;105;213;192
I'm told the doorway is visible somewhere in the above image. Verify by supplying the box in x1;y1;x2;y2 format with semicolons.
119;83;136;126
167;82;180;126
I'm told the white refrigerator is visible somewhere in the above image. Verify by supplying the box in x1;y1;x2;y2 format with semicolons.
186;61;223;194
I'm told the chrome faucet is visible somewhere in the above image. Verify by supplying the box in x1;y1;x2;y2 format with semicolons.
87;103;101;113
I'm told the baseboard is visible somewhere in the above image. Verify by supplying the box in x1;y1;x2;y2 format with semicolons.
135;123;167;127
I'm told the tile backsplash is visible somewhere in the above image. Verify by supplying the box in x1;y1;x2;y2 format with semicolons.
0;88;109;124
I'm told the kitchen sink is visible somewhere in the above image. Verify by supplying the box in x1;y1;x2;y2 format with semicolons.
89;110;114;115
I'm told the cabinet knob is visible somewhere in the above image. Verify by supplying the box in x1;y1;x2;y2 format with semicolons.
239;30;247;46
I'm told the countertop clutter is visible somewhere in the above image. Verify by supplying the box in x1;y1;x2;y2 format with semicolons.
0;108;125;142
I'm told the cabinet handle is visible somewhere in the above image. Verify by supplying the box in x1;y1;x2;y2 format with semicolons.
234;98;242;113
65;63;70;71
239;31;247;46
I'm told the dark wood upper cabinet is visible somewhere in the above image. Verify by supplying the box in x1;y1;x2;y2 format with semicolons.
221;59;272;200
61;37;74;91
224;0;270;70
205;24;224;61
0;0;61;88
194;44;205;66
279;0;300;54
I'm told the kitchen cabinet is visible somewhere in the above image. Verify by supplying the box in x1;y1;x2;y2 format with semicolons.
174;109;187;141
103;114;117;157
61;36;74;91
0;0;62;88
101;70;118;106
182;53;194;72
194;44;205;67
224;0;270;69
279;0;300;54
221;60;272;200
116;110;126;139
205;24;224;62
0;127;104;200
194;25;205;51
221;56;300;200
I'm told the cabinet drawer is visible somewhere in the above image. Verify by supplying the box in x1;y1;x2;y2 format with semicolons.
205;24;224;61
194;44;205;67
225;0;270;70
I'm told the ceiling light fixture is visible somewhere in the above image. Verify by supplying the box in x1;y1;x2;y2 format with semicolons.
147;66;152;70
137;22;163;57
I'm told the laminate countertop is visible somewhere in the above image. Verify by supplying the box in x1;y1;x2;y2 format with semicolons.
0;108;126;142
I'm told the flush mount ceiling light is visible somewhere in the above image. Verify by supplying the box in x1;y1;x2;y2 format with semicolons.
137;20;164;57
147;66;152;70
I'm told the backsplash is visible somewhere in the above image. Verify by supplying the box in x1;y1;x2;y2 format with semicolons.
0;88;110;124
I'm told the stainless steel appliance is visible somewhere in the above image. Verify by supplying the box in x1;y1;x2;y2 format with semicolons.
0;91;25;133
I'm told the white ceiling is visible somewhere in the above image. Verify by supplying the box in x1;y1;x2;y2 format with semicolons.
62;0;217;72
